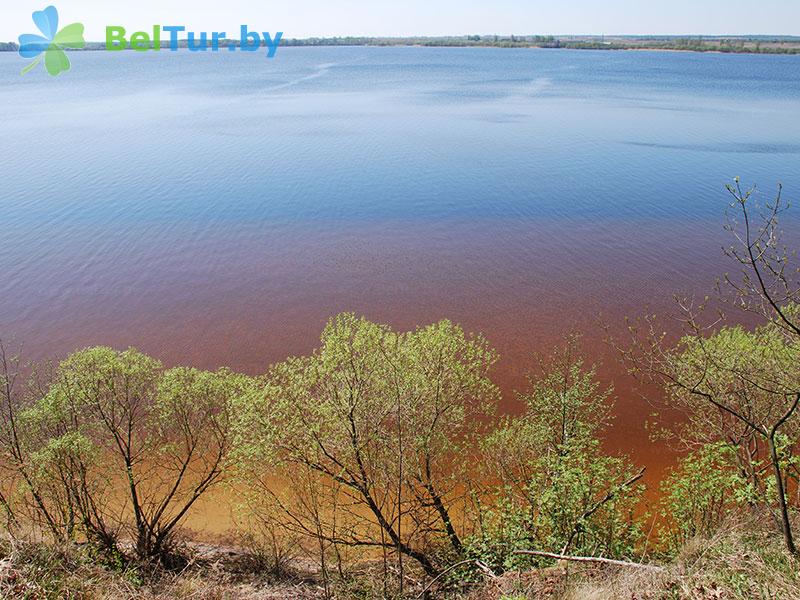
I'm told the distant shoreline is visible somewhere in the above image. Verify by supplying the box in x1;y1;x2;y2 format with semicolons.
3;35;800;55
281;35;800;55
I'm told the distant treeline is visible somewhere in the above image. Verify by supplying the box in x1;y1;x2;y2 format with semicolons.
3;35;800;54
279;35;800;54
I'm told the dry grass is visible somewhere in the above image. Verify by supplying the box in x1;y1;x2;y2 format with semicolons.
3;520;800;599
467;519;800;600
0;537;325;600
564;522;800;600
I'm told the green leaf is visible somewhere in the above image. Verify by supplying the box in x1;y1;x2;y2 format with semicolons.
44;46;71;76
53;23;86;49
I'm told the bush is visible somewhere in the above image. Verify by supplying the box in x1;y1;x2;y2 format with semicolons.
2;347;255;562
470;340;643;572
659;443;751;553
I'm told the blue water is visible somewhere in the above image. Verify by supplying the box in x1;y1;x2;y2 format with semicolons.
2;48;799;225
0;48;799;409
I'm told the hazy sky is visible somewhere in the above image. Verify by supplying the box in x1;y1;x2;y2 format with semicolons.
3;0;799;41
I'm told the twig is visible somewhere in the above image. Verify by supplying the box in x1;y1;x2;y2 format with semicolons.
512;550;664;572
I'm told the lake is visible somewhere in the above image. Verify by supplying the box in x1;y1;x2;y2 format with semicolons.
1;47;799;520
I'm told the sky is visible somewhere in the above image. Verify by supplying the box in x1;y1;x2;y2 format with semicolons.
2;0;799;42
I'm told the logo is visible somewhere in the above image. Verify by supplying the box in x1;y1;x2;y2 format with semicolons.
18;6;86;76
17;6;283;77
105;26;282;57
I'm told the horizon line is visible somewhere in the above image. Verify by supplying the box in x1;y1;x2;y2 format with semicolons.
7;33;799;43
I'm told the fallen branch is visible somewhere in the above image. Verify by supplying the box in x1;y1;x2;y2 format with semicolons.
512;550;664;572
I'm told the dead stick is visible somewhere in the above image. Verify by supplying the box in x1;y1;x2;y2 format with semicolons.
513;550;664;572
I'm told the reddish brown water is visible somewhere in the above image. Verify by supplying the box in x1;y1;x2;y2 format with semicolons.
171;219;734;533
5;219;731;486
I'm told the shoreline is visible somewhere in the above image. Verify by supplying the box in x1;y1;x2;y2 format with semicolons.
3;39;800;56
2;46;798;55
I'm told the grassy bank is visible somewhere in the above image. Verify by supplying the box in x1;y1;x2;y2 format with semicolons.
2;516;798;599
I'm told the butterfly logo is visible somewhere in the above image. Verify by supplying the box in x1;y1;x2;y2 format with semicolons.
18;6;86;76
